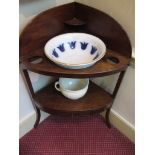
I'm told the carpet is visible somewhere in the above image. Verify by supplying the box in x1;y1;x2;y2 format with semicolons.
19;114;134;155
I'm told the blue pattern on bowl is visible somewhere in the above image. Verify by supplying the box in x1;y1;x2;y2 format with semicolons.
45;33;106;69
57;43;65;52
90;46;97;55
68;41;76;49
52;49;59;58
52;42;98;58
80;42;88;50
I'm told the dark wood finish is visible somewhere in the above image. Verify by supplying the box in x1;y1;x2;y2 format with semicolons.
64;17;87;26
19;2;131;78
112;71;126;98
105;107;112;128
34;81;113;114
20;50;130;78
22;69;41;128
74;3;131;57
22;69;35;98
104;70;126;128
19;2;131;128
34;107;41;128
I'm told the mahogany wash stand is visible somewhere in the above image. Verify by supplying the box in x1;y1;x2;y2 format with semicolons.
19;2;132;128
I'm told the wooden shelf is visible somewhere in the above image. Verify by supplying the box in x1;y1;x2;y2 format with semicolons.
34;81;113;114
19;3;131;78
21;50;130;78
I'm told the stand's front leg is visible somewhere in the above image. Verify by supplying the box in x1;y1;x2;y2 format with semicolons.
105;70;126;128
34;107;41;128
105;107;111;128
21;69;41;128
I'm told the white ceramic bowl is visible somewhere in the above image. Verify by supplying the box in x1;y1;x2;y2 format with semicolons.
55;78;89;100
44;33;106;69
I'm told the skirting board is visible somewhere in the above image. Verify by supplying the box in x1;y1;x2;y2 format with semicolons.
19;110;49;138
101;109;135;143
20;110;135;143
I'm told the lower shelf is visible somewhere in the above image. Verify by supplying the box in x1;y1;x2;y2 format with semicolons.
34;81;113;114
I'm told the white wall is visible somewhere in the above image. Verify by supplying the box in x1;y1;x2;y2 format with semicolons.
19;0;135;129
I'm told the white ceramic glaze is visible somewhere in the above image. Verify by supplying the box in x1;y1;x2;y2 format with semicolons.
44;33;106;69
55;78;89;100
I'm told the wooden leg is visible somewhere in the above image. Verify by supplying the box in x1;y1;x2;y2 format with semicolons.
21;69;41;128
34;107;41;128
105;107;111;128
104;70;126;128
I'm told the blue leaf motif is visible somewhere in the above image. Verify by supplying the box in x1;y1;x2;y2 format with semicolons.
68;41;76;49
52;49;59;58
57;44;65;52
80;42;88;50
90;46;97;55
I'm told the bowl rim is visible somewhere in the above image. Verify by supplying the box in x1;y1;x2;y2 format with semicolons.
44;33;106;67
59;78;89;92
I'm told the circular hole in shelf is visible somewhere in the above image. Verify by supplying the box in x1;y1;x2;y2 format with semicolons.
106;56;119;64
28;56;43;64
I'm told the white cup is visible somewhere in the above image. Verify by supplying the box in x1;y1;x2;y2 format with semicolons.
55;78;89;100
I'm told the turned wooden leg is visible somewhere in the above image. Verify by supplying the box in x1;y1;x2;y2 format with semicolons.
34;107;41;128
105;107;111;128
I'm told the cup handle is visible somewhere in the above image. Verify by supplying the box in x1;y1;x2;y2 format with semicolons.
55;81;61;92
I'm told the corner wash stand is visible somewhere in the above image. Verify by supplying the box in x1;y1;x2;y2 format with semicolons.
19;2;131;128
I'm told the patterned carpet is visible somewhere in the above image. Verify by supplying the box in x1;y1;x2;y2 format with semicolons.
19;114;135;155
